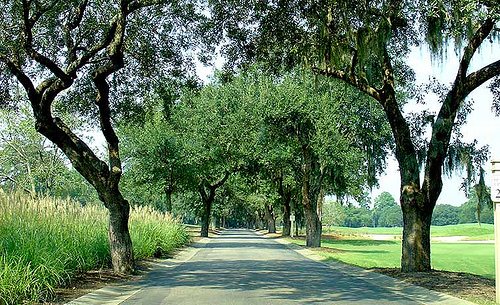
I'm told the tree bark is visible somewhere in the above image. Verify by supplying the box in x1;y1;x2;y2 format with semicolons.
164;186;173;213
304;206;322;247
264;202;276;233
301;143;322;247
400;194;432;272
199;192;213;238
282;193;291;237
278;175;292;237
106;192;134;274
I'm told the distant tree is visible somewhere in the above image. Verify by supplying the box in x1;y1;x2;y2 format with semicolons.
374;192;398;210
372;192;399;227
378;206;403;227
322;200;346;226
432;204;460;226
343;205;372;228
459;188;494;224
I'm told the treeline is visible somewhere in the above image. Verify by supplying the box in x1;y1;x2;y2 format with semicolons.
323;191;493;228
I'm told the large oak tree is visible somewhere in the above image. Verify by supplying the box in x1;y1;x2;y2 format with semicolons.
0;0;212;273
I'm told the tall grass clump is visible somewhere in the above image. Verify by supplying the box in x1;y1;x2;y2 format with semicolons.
0;191;189;304
130;205;190;259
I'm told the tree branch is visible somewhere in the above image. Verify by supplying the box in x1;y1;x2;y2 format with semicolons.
464;59;500;96
456;17;496;82
22;0;72;84
311;66;381;101
0;54;39;104
211;170;231;190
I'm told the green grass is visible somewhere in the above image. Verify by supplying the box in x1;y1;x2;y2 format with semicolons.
323;223;494;240
0;190;189;304
287;237;494;279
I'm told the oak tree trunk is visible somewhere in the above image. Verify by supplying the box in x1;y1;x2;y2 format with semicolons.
282;194;291;237
264;202;276;233
301;143;322;247
304;205;322;247
200;198;212;237
106;192;134;274
401;198;432;272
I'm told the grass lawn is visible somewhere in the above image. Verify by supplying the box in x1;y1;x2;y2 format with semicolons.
287;236;494;279
323;223;494;240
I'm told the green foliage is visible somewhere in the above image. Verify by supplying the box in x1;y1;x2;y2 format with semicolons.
373;192;398;210
0;191;188;304
377;206;403;227
459;194;494;225
343;206;373;227
322;200;346;226
432;204;460;226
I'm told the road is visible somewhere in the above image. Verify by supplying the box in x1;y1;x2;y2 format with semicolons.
71;229;473;305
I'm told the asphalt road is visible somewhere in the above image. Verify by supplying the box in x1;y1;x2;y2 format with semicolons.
106;229;467;305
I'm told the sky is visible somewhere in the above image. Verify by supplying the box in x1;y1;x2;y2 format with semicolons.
371;42;500;206
197;41;500;207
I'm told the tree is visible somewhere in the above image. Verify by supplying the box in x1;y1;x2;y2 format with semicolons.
0;0;211;273
374;192;398;210
378;205;403;227
0;102;97;200
217;0;500;271
322;200;346;226
372;192;399;227
172;76;259;237
252;70;390;246
432;204;460;226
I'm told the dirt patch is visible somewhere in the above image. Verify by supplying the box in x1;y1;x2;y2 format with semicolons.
48;261;152;304
309;247;345;253
372;268;495;304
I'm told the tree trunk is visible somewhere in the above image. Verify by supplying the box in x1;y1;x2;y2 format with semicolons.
264;202;276;233
106;193;135;274
278;175;292;237
165;187;173;213
200;198;212;237
304;205;322;247
301;143;322;247
401;195;432;272
198;172;230;237
282;197;291;237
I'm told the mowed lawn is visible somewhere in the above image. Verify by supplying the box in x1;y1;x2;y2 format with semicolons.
289;223;495;279
323;223;495;240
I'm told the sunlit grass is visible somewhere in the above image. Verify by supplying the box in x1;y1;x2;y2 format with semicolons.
288;235;494;278
0;190;189;304
323;223;494;240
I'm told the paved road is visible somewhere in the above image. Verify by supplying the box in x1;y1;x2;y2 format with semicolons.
71;229;473;305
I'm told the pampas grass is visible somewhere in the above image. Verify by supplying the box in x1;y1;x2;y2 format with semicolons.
0;190;188;304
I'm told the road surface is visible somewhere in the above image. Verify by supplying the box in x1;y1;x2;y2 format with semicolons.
71;229;473;305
